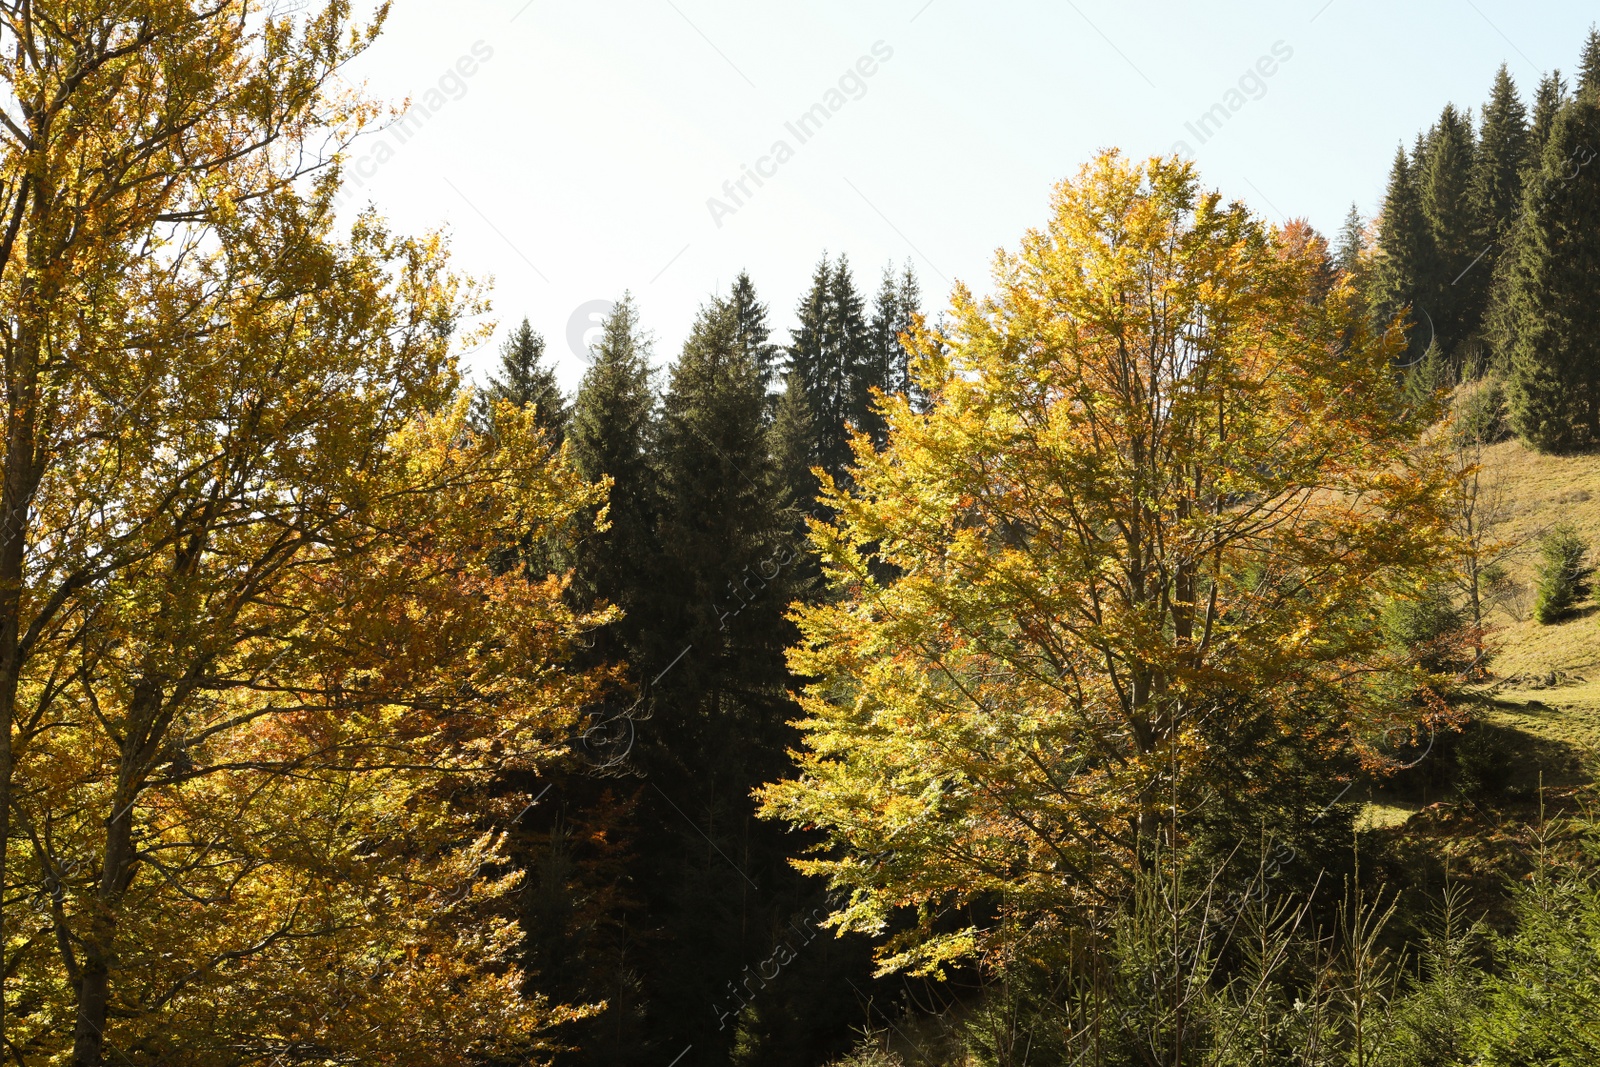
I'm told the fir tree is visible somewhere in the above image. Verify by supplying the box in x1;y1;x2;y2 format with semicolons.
569;294;660;657
1371;146;1435;361
1504;92;1600;451
474;317;568;446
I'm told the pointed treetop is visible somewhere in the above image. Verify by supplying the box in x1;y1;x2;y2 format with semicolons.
1335;204;1366;275
725;269;780;391
1581;25;1600;97
475;317;568;446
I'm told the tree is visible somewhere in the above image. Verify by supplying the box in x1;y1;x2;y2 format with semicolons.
1528;71;1568;163
1371;147;1435;361
727;269;782;398
1532;525;1593;624
475;318;568;447
569;295;659;662
633;293;844;1067
1474;65;1530;245
759;152;1457;977
787;255;872;497
1503;92;1600;451
0;3;597;1059
1580;25;1600;98
1335;204;1367;276
868;262;926;440
1419;104;1482;367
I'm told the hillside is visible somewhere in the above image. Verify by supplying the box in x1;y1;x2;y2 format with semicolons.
1476;438;1600;785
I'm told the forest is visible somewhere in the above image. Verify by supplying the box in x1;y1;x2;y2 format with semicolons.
2;3;1600;1065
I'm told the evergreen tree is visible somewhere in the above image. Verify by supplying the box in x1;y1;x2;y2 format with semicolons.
1528;70;1568;162
770;370;816;515
868;261;925;421
1580;25;1600;98
569;294;660;657
1472;66;1529;285
786;255;872;497
1371;146;1435;361
727;269;782;397
474;317;568;446
1419;104;1482;367
1335;204;1366;275
1504;92;1600;451
638;292;856;1067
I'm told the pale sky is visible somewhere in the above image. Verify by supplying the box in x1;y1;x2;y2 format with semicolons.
334;0;1597;389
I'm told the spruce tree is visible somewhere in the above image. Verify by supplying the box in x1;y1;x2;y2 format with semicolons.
869;261;925;415
1504;92;1600;451
569;294;660;657
1335;204;1366;275
1371;147;1435;361
1580;26;1600;98
1473;66;1528;255
786;254;872;497
727;268;781;396
642;293;831;1066
474;317;568;446
1529;70;1568;162
1420;104;1482;366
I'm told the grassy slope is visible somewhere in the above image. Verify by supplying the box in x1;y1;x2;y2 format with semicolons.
1364;439;1600;831
1473;438;1600;784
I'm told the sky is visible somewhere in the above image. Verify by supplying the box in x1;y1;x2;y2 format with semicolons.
333;0;1598;389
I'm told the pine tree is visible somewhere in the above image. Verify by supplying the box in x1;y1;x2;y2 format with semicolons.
569;294;659;656
1504;92;1600;451
1371;147;1435;361
1580;25;1600;98
1419;104;1482;366
474;317;568;446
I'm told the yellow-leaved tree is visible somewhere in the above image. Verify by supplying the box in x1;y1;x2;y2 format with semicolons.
0;2;610;1062
759;152;1459;978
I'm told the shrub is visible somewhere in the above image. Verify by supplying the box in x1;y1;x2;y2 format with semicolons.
1453;376;1511;447
1382;583;1468;675
1532;525;1593;624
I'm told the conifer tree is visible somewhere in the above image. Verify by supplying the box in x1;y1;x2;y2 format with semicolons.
1504;92;1600;451
1420;104;1482;366
869;261;926;423
1472;66;1529;271
787;255;872;497
1371;147;1435;361
1581;26;1600;98
1529;70;1569;162
639;293;831;1066
474;317;568;446
1335;204;1366;275
727;269;782;396
569;295;660;656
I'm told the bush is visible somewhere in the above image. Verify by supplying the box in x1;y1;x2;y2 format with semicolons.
1532;525;1593;624
1382;583;1468;675
1453;376;1511;447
